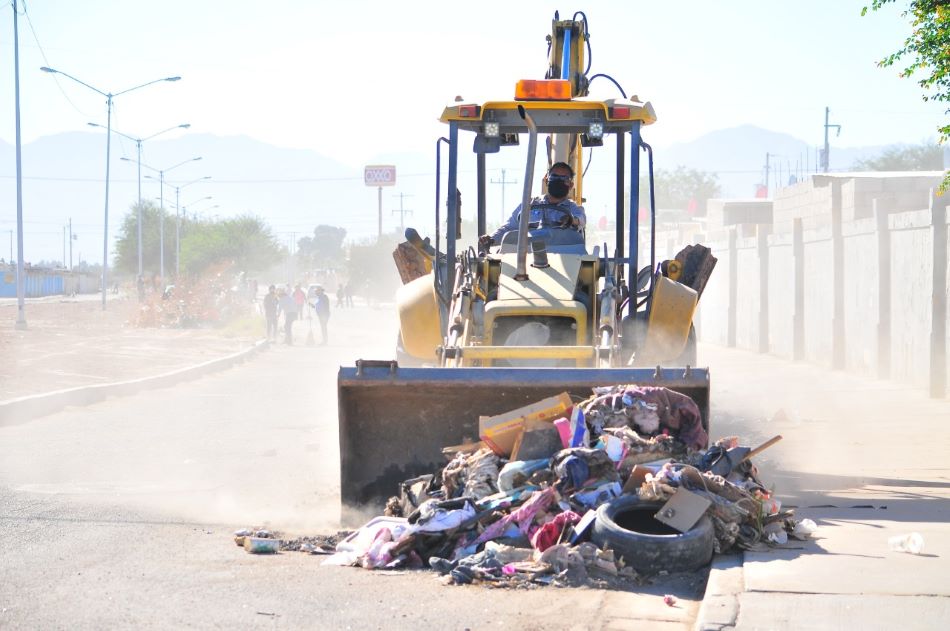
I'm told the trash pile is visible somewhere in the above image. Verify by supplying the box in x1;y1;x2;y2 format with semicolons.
240;385;816;587
134;262;248;328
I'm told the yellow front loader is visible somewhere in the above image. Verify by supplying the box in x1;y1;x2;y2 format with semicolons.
338;11;716;517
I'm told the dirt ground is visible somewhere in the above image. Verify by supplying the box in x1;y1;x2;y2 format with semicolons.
0;293;259;401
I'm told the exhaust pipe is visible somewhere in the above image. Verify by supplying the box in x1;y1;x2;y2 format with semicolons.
516;105;537;281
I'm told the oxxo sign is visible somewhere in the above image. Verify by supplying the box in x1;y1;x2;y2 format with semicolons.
364;165;396;187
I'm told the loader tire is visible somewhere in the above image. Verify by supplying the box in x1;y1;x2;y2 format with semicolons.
590;495;714;574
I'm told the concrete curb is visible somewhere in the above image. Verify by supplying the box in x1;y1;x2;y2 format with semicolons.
693;552;743;631
0;339;269;426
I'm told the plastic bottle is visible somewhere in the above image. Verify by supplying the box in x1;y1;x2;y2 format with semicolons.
888;532;924;555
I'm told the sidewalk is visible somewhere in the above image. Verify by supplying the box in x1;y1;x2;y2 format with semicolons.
1;294;261;406
697;343;950;630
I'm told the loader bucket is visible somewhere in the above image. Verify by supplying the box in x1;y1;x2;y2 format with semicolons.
337;360;710;521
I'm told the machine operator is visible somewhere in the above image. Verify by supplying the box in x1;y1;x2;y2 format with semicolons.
478;161;586;250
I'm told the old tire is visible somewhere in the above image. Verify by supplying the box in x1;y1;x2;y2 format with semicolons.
590;495;714;574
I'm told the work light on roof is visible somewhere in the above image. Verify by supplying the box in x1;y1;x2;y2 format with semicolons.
484;121;500;138
588;122;604;139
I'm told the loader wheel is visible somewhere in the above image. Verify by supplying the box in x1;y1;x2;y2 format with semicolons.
590;495;714;574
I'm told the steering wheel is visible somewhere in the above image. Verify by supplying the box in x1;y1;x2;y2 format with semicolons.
532;206;574;230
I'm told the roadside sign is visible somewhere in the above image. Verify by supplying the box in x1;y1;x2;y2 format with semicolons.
364;165;396;187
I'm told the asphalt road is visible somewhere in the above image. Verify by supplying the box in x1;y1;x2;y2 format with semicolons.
0;306;706;630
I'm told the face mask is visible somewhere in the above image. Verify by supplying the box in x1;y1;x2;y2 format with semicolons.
547;177;571;198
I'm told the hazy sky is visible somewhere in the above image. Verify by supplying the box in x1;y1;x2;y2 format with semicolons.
0;1;947;266
0;0;945;163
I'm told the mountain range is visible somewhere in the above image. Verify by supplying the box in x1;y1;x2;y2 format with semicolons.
0;126;898;265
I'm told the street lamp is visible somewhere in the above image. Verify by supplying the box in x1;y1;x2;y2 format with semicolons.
159;176;211;277
132;156;201;284
185;204;219;220
180;196;213;218
90;122;189;279
40;65;181;310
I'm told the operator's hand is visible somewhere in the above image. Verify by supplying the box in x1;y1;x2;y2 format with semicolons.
478;234;494;251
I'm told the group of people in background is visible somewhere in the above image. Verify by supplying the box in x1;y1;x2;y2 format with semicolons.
335;281;355;308
262;282;331;346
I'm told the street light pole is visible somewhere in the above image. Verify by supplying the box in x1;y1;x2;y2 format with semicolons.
103;92;112;304
41;66;181;310
13;0;26;328
139;158;202;284
163;177;210;278
99;123;189;278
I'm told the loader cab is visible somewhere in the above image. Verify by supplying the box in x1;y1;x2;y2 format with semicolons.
495;227;587;255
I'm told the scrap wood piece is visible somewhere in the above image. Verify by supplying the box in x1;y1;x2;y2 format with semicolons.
741;435;783;462
674;244;717;299
392;241;429;284
679;466;750;503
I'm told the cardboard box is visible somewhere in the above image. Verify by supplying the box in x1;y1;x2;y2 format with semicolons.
511;421;564;460
479;392;572;456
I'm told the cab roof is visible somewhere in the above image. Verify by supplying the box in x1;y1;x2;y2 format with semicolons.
440;96;656;134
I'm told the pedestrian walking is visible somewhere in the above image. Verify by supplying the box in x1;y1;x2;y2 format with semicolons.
278;287;297;345
263;284;279;341
293;283;307;318
344;280;354;307
313;285;331;345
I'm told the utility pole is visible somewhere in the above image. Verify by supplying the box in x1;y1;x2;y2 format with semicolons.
821;106;841;173
764;153;780;196
391;192;414;233
69;218;73;271
491;169;518;223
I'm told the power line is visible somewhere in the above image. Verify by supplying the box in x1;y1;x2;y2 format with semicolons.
21;1;93;117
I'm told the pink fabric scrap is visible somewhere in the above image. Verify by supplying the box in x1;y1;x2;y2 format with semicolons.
473;487;559;546
530;510;581;552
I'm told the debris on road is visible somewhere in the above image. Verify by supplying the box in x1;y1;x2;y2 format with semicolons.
888;532;924;555
235;528;281;554
134;262;250;329
236;386;814;586
280;532;351;554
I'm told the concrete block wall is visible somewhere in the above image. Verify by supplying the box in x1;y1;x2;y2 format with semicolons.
772;179;833;226
841;218;879;376
696;229;731;346
735;237;760;350
698;256;729;346
889;210;933;389
802;229;834;366
684;173;950;398
767;234;794;359
706;200;773;229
